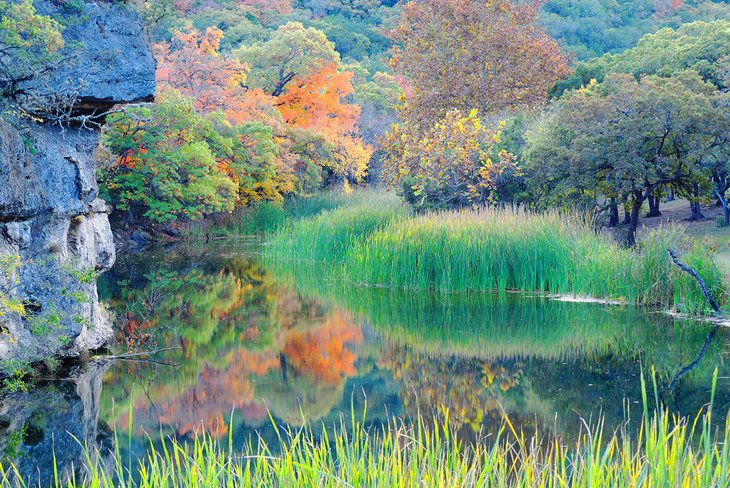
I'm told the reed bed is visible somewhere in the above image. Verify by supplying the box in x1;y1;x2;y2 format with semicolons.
270;203;725;313
267;191;408;265
2;374;729;487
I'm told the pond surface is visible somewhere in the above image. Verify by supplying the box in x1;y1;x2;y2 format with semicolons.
3;240;730;484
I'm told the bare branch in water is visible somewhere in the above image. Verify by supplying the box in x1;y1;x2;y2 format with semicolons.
667;247;720;315
667;247;723;392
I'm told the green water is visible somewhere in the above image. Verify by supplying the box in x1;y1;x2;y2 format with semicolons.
3;240;730;484
98;241;730;443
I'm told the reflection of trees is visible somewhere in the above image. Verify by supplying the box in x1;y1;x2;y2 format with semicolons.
380;344;522;432
101;253;364;438
270;267;729;383
284;313;363;386
276;263;730;443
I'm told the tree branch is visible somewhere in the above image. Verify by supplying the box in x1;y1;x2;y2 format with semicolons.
667;247;720;315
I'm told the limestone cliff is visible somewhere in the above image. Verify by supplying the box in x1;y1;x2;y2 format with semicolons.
0;0;155;369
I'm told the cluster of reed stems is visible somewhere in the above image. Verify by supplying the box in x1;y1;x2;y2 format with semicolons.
1;372;728;487
269;199;725;313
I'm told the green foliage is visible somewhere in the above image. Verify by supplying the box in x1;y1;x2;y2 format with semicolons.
234;22;341;96
553;20;730;96
101;89;242;223
0;0;64;100
542;0;730;61
0;360;29;392
527;71;729;245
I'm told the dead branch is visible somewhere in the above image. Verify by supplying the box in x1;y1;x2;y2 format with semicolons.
667;247;720;315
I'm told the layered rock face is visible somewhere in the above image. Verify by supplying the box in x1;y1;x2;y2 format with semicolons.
0;0;155;367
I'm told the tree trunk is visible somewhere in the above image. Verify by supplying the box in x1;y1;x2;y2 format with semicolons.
626;198;642;248
622;209;631;226
646;193;661;217
689;200;705;221
716;189;729;226
608;199;619;227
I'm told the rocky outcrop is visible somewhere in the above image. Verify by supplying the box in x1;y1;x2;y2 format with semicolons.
0;1;155;368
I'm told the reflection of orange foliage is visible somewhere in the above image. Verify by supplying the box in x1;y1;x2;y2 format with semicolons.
125;349;280;438
283;312;363;386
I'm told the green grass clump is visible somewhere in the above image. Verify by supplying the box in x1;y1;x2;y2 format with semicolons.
270;204;725;313
3;375;730;487
268;191;408;265
188;189;395;239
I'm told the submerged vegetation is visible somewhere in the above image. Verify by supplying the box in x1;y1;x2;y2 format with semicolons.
2;375;730;487
269;197;725;313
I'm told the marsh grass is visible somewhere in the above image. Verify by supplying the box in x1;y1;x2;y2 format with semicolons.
1;373;729;487
267;191;407;265
190;189;398;239
270;204;725;313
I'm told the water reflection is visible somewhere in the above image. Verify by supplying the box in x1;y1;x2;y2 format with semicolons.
0;364;113;486
3;241;728;477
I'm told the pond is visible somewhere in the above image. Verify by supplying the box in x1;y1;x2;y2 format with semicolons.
2;240;730;485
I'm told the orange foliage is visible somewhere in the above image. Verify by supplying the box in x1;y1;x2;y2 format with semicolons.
156;27;249;115
277;63;360;139
226;88;283;127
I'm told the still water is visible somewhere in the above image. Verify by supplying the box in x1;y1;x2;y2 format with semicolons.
3;240;730;484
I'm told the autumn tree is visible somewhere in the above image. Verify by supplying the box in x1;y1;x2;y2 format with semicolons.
384;109;521;211
156;26;248;115
236;22;372;188
389;0;570;132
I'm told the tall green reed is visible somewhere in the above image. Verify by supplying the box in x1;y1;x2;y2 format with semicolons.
2;372;728;487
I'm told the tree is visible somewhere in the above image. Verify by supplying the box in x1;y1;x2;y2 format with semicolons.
540;0;728;61
552;20;730;96
694;90;730;225
0;0;63;104
384;109;521;211
526;72;723;246
101;89;238;223
156;26;249;114
389;0;569;132
234;22;340;97
276;63;359;137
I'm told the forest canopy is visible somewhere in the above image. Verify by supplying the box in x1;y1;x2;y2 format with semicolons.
57;0;728;233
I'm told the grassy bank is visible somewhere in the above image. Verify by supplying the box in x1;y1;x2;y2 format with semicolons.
186;190;397;239
269;201;725;313
2;376;729;487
